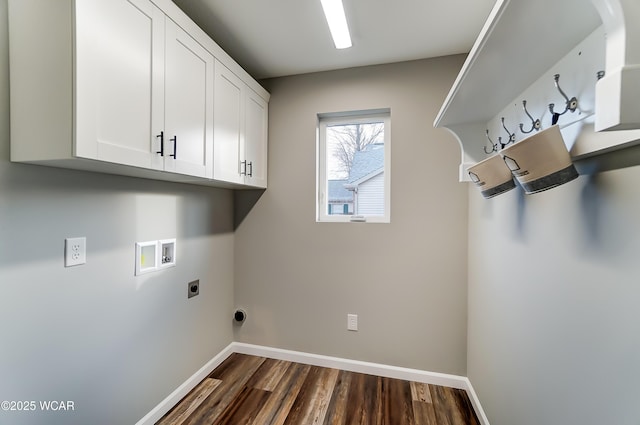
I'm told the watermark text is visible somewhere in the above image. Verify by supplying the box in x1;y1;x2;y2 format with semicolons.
1;400;75;412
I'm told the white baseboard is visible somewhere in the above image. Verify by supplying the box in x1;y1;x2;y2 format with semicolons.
135;342;235;425
232;342;467;389
136;342;491;425
464;378;491;425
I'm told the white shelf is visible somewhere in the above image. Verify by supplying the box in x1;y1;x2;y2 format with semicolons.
434;0;640;181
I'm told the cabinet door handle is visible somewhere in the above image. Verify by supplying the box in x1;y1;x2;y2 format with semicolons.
240;160;247;176
156;131;164;156
170;136;177;159
247;161;253;177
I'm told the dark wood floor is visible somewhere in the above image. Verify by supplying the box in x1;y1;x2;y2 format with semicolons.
157;353;480;425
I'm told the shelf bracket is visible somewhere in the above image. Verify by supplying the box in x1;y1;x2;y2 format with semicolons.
442;123;488;182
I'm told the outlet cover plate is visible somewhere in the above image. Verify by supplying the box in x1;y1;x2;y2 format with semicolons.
347;313;358;331
65;237;86;267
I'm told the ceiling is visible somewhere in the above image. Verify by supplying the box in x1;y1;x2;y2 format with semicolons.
171;0;497;80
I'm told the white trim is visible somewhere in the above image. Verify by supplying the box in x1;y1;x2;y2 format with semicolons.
134;342;235;425
318;108;391;120
463;378;492;425
232;342;465;389
136;342;491;425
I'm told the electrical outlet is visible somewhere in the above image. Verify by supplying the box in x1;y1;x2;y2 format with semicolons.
347;313;358;331
65;237;86;267
188;280;199;298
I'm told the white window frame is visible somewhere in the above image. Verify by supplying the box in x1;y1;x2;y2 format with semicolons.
316;109;391;223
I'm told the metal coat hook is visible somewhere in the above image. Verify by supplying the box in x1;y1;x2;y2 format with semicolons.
519;100;541;134
548;73;578;117
501;117;515;148
484;129;497;154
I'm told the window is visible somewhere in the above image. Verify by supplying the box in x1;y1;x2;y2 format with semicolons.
317;109;390;223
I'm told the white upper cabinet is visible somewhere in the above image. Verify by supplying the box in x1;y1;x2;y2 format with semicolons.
244;89;268;188
164;19;214;178
213;63;244;185
75;0;165;170
8;0;267;187
75;0;214;178
214;61;268;188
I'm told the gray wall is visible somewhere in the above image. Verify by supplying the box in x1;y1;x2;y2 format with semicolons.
0;2;235;424
234;57;470;375
467;155;640;424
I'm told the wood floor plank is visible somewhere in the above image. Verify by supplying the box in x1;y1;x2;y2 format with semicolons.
412;400;438;425
212;386;272;425
321;369;352;425
372;375;383;424
410;381;432;403
157;378;221;425
247;358;291;392
409;381;437;425
207;353;259;380
451;388;481;425
430;385;479;425
250;362;311;425
446;388;475;425
180;354;266;425
282;365;340;425
381;377;414;425
430;384;456;425
344;372;382;425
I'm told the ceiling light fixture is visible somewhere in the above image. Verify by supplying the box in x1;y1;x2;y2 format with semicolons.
320;0;352;49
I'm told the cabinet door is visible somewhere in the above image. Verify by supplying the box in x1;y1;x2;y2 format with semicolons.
213;62;244;184
244;89;268;188
75;0;165;170
164;20;214;178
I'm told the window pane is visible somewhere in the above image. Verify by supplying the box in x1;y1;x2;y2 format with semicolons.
323;120;387;219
